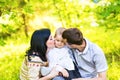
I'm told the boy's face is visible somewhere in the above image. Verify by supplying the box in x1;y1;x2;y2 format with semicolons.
54;35;65;48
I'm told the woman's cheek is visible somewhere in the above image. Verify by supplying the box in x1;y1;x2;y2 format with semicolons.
47;41;55;48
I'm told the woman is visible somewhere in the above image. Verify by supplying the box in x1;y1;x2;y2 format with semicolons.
20;28;68;80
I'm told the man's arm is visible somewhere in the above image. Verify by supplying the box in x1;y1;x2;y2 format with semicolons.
72;71;107;80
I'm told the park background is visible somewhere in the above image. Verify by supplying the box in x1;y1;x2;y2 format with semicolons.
0;0;120;80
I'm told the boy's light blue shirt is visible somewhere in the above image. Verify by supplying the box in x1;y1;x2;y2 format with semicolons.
47;46;75;70
69;39;108;78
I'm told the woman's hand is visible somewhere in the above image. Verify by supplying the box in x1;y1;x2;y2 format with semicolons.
39;65;69;80
55;65;69;78
39;67;59;80
47;65;69;78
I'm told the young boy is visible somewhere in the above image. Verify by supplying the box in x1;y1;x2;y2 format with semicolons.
41;27;81;79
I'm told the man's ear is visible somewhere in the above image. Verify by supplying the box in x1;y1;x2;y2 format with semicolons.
63;39;67;44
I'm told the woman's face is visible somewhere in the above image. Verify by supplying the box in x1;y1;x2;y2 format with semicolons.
46;35;55;48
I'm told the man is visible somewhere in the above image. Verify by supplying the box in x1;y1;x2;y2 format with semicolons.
62;28;108;80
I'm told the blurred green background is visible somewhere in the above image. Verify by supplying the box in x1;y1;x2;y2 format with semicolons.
0;0;120;80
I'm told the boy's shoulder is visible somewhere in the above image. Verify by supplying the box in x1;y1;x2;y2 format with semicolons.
55;46;69;50
49;47;68;53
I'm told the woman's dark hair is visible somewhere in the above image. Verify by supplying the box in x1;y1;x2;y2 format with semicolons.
62;28;83;45
26;29;50;61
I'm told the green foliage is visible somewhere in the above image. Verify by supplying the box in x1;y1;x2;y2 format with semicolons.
0;34;29;79
53;0;85;27
0;27;120;80
107;61;120;80
95;0;120;29
0;0;34;40
0;54;23;80
0;0;120;79
0;44;28;80
1;0;120;40
0;38;6;46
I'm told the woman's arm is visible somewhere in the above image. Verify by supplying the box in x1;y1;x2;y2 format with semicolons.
39;65;69;80
39;75;53;80
39;66;59;80
20;57;41;80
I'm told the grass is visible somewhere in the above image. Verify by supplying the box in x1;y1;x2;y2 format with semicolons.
0;35;29;80
0;43;28;80
0;27;120;80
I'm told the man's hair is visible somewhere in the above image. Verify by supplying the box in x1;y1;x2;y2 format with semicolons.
62;28;83;45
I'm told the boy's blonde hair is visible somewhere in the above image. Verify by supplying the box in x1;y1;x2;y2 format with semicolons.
54;27;66;37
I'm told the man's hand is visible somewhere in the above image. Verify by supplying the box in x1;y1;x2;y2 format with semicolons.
72;71;107;80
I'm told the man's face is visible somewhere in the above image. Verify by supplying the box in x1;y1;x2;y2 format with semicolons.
66;43;85;52
66;43;78;49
